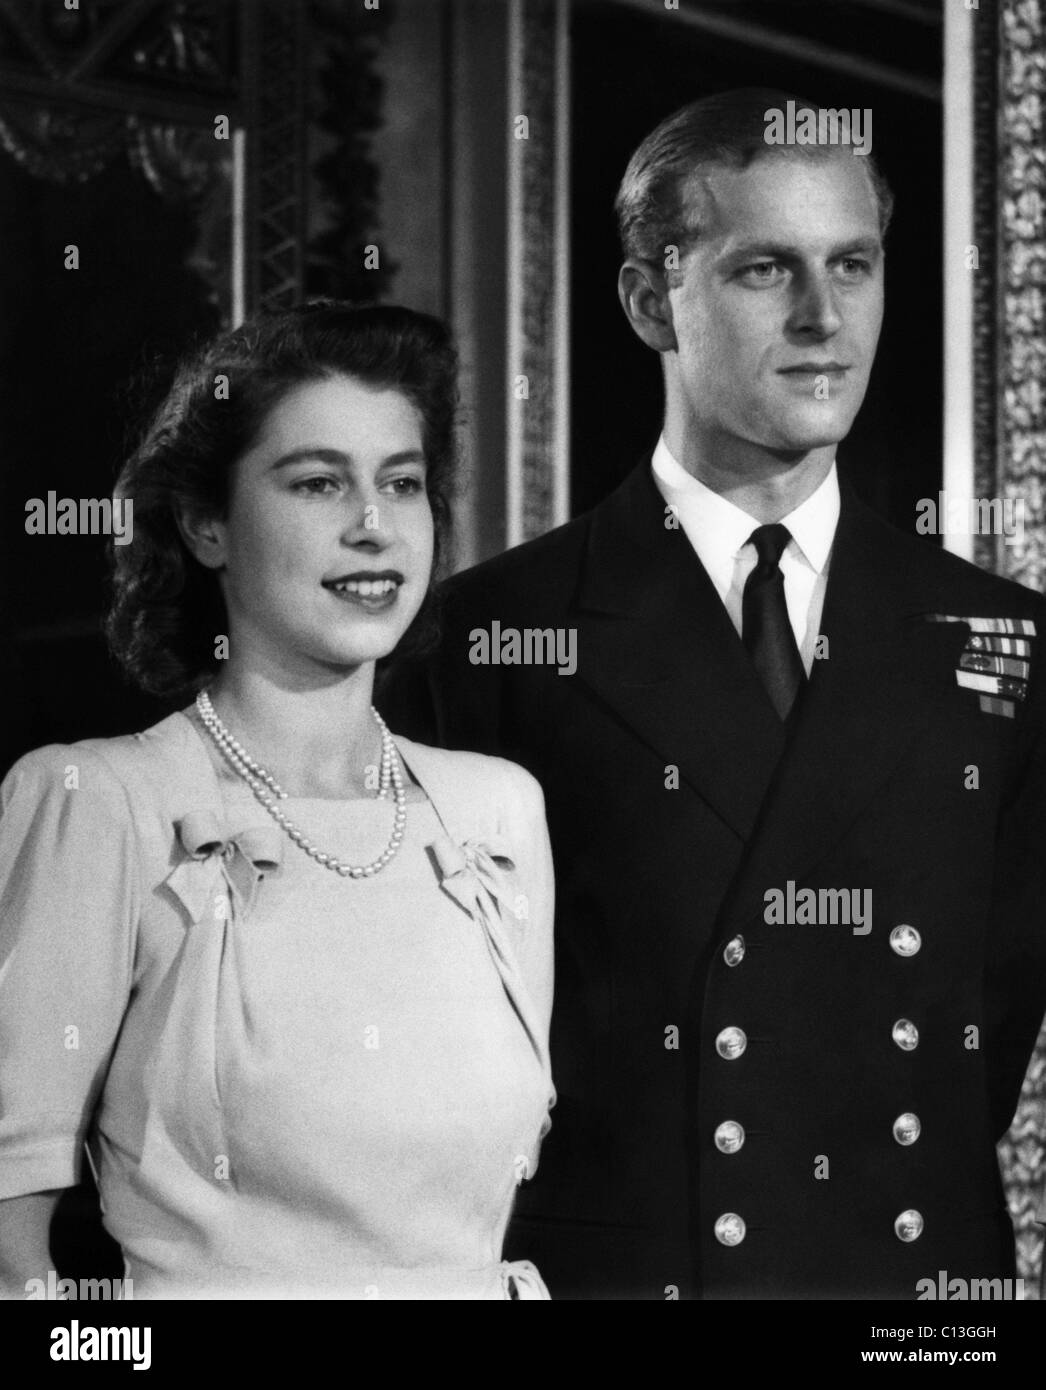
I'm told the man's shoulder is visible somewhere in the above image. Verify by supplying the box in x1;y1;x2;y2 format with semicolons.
440;459;658;619
446;512;590;597
851;494;1045;617
877;519;1039;617
439;509;596;626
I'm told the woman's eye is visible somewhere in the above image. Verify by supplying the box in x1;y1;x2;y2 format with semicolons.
291;476;339;495
382;476;425;496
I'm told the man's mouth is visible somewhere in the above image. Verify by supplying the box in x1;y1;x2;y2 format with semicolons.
322;571;404;610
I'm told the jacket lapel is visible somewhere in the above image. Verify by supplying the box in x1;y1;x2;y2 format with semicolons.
714;486;972;935
573;462;786;842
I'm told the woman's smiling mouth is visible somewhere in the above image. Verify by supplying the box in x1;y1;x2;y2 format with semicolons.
322;571;404;611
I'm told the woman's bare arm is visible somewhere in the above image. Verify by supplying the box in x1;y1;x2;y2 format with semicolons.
0;1191;64;1299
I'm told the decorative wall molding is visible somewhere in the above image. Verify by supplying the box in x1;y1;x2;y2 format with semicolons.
241;0;306;315
972;0;1000;574
997;0;1046;594
991;0;1046;1296
306;0;395;303
506;0;570;546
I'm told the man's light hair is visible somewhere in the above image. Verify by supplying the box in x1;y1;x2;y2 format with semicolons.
615;87;894;264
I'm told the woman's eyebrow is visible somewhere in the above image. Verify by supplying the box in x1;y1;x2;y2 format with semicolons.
380;450;427;468
269;447;427;471
269;447;349;470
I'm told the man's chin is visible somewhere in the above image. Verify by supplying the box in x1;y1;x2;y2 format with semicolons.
763;409;856;455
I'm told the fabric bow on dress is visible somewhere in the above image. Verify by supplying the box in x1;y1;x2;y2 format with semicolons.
165;812;283;925
430;834;523;924
147;814;283;1151
430;831;553;1113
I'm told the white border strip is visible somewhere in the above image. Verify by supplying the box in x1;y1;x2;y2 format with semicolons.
942;4;975;561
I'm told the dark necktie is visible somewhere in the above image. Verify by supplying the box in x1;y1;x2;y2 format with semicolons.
742;523;805;719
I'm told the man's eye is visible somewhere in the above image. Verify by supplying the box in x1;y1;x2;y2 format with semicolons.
838;257;872;276
291;476;339;495
740;261;783;283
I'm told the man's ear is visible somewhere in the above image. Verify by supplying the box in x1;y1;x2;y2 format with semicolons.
617;259;678;354
175;506;228;572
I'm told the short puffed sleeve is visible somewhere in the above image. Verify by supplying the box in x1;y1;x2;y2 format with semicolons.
0;744;140;1198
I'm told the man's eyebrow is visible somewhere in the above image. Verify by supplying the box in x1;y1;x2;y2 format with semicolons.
720;237;883;263
269;447;427;470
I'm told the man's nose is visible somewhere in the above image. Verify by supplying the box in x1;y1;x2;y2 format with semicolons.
789;272;842;338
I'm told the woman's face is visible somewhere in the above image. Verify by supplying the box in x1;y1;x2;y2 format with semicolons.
204;373;435;679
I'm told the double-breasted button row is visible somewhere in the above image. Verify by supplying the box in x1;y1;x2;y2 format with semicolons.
890;924;922;1232
713;937;748;1242
711;921;926;1254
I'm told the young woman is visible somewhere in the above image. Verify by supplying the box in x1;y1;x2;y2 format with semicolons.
0;302;555;1299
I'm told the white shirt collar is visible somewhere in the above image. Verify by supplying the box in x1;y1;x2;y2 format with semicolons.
651;434;839;573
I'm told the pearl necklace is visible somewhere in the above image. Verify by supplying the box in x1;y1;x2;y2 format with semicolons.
195;690;407;878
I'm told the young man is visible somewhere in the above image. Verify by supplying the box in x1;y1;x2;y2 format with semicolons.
381;89;1046;1300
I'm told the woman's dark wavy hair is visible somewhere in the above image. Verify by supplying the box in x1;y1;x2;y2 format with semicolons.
107;300;459;700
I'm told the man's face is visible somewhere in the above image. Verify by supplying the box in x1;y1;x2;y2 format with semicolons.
665;152;884;455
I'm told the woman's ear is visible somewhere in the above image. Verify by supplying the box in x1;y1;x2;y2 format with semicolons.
175;507;228;571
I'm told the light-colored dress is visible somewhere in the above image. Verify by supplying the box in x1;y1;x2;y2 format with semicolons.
0;711;555;1299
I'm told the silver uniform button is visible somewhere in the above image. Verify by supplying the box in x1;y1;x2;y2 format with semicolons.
889;925;922;957
714;1120;745;1154
892;1018;919;1051
714;1213;746;1246
723;935;745;967
894;1209;924;1242
715;1026;748;1060
893;1113;921;1146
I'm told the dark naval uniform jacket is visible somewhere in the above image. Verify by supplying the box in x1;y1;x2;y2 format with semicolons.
379;460;1046;1300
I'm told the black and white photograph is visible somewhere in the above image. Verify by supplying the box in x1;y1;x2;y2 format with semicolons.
0;0;1044;1363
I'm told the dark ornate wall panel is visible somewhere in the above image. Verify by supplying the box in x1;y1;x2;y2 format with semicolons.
242;0;305;314
0;0;239;316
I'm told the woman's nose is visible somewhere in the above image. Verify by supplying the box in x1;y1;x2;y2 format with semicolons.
340;491;391;546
